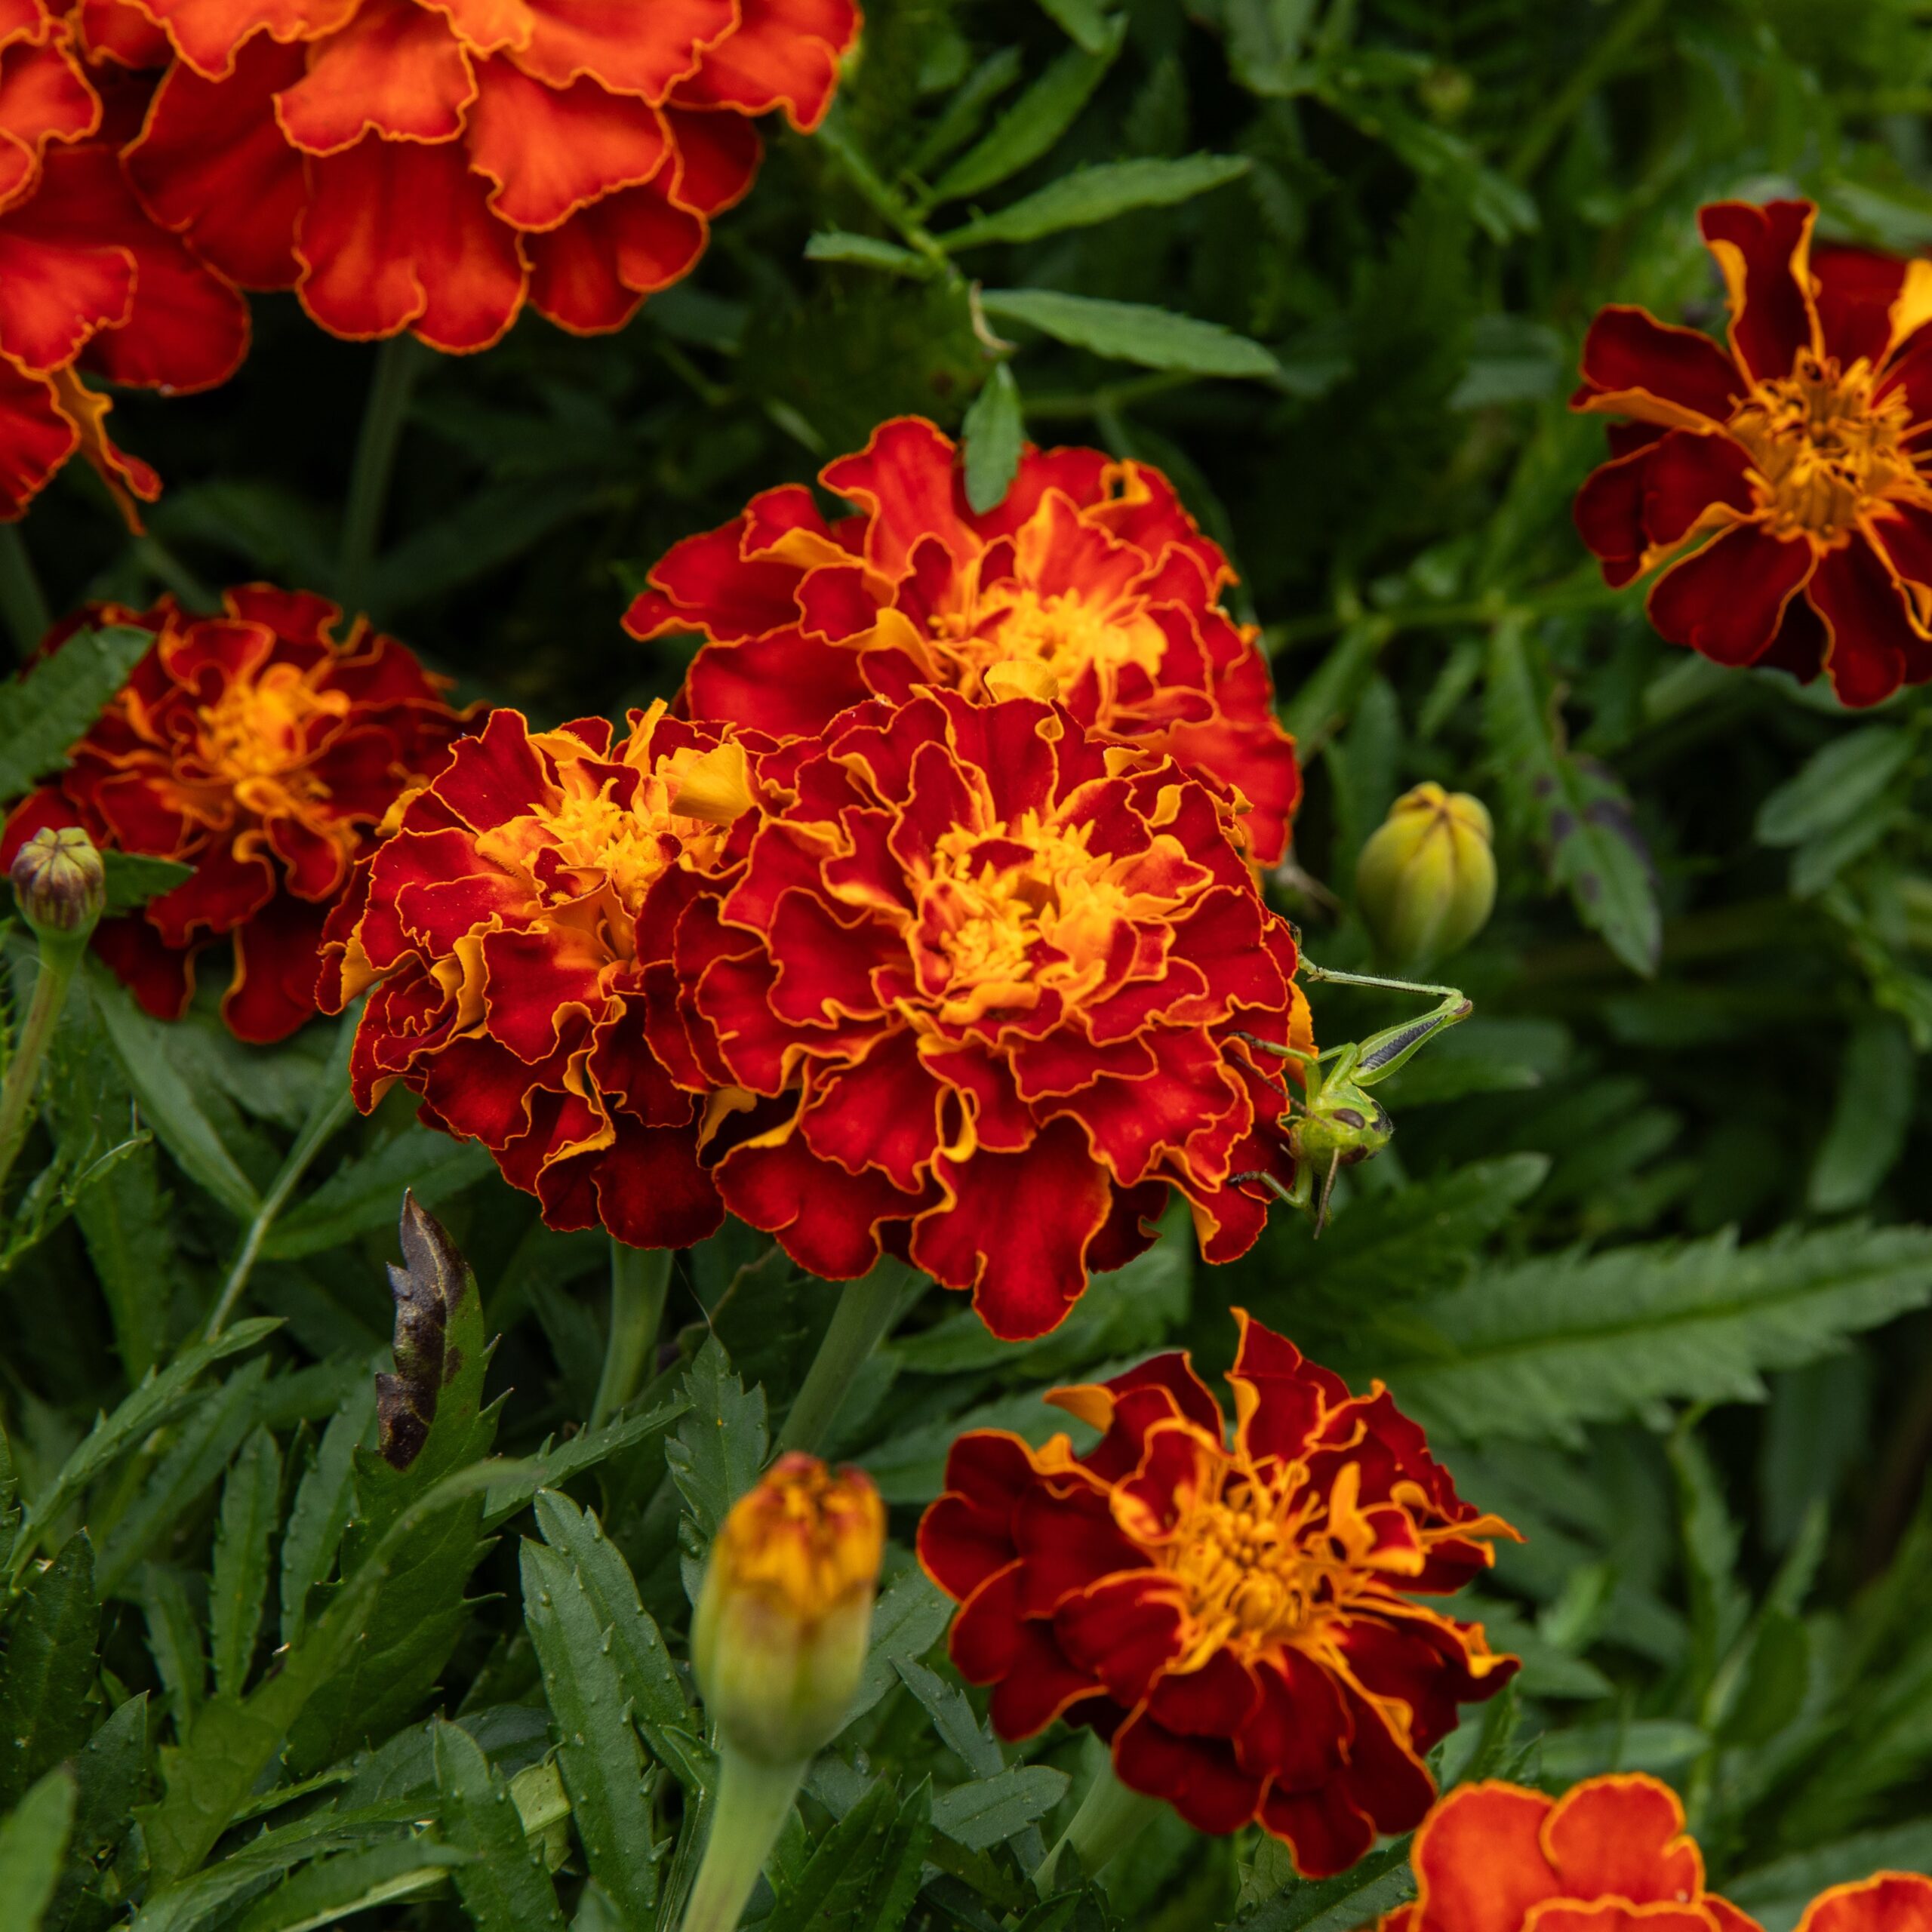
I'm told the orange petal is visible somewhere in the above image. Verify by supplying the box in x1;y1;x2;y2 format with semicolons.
0;32;100;214
497;0;735;99
1541;1774;1700;1906
49;365;161;530
672;0;857;130
299;134;525;351
1797;1878;1932;1932
274;0;475;153
523;168;701;333
0;351;75;517
466;56;668;229
140;0;357;79
663;103;758;215
1411;1782;1556;1932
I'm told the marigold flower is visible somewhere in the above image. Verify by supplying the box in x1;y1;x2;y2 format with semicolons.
1;588;466;1041
1378;1774;1761;1932
681;687;1310;1339
0;1;246;521
1795;1875;1932;1932
918;1312;1518;1875
694;1452;884;1768
319;700;762;1246
1574;198;1932;706
114;0;861;353
626;416;1301;865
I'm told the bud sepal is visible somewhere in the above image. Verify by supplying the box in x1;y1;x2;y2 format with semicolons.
1355;782;1497;971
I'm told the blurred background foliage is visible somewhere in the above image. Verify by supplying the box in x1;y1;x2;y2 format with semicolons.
16;0;1932;1927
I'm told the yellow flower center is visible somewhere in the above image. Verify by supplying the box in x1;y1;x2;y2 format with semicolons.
914;811;1134;1024
1158;1468;1341;1664
194;664;351;817
928;583;1167;704
1731;349;1914;540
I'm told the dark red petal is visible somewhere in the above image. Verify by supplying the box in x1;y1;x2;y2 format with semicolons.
1111;1706;1263;1835
1806;536;1929;706
1647;524;1814;667
1699;198;1817;384
1576;304;1742;421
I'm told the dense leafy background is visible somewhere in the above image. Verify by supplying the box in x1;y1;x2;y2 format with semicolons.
8;0;1932;1927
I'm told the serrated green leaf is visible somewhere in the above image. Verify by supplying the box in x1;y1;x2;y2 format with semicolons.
260;1129;496;1261
928;28;1124;205
1238;1836;1412;1932
101;851;195;915
766;1777;931;1932
279;1380;375;1647
137;1564;205;1739
209;1429;281;1699
931;1765;1069;1851
1383;1225;1932;1444
98;1358;270;1596
0;626;151;799
0;1534;99;1808
1756;728;1912;846
978;288;1279;379
483;1398;685;1528
844;1570;953;1729
69;1128;174;1383
961;365;1024;515
940;155;1249;250
1809;1013;1915;1213
432;1718;565;1932
666;1337;768;1543
0;1767;75;1932
908;46;1024;177
891;1656;1001;1779
1486;617;1659;976
233;1839;467;1932
531;1491;694;1768
521;1539;660;1930
82;964;261;1221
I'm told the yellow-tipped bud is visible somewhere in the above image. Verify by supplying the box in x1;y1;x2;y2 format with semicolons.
1355;783;1497;971
693;1453;884;1768
11;826;106;947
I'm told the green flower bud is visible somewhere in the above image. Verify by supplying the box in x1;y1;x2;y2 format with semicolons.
693;1452;884;1769
1355;783;1497;971
11;826;106;949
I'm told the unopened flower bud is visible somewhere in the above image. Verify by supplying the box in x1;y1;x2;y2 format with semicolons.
11;826;106;948
1355;783;1496;971
693;1453;884;1768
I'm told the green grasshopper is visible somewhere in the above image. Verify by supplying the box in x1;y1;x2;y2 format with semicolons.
1235;958;1472;1233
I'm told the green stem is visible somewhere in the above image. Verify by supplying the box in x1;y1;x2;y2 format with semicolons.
0;943;80;1199
814;115;955;272
0;522;51;658
1034;1764;1163;1893
1506;0;1669;181
678;1749;807;1932
589;1240;672;1431
777;1258;915;1457
202;1001;362;1343
338;335;425;620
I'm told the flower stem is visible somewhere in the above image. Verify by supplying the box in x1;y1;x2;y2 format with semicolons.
678;1749;806;1932
777;1257;915;1457
0;943;80;1200
0;522;51;660
338;334;425;621
1035;1764;1163;1894
589;1239;672;1430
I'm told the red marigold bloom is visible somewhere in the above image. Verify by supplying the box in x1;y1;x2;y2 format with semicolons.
0;0;246;521
681;688;1309;1338
318;700;762;1246
1379;1774;1762;1932
1573;198;1932;706
626;416;1301;866
1796;1876;1932;1932
918;1312;1518;1874
1;588;465;1041
114;0;860;353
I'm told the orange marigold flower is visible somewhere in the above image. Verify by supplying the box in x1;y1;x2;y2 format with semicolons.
0;588;465;1041
1574;198;1932;706
1379;1774;1761;1932
626;416;1301;866
318;700;763;1247
918;1312;1519;1874
1795;1876;1932;1932
0;0;246;521
682;687;1310;1339
115;0;861;353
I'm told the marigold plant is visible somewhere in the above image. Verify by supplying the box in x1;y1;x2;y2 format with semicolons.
109;0;860;351
1574;198;1932;705
628;415;1301;864
1;587;464;1040
320;700;760;1245
918;1311;1518;1873
680;688;1309;1338
0;0;245;520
